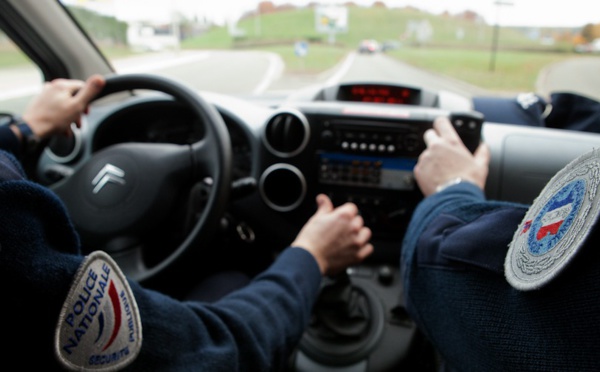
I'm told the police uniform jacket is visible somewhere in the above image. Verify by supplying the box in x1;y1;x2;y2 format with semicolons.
401;182;600;371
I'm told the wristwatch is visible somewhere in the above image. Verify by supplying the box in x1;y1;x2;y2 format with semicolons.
435;177;465;193
9;116;43;155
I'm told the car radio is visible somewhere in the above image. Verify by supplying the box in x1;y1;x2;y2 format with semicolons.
309;108;484;238
315;111;483;192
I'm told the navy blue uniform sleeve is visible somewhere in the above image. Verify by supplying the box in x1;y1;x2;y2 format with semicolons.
129;248;320;371
401;182;500;290
0;125;21;157
0;149;26;181
401;182;600;371
0;155;322;371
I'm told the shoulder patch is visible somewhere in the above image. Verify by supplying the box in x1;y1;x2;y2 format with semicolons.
55;251;142;371
505;149;600;291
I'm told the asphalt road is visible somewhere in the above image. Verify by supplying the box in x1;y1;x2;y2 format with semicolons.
334;52;490;97
266;51;490;99
0;50;284;113
1;50;599;113
114;50;284;96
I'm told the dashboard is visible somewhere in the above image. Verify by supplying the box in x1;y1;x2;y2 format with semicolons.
35;81;600;259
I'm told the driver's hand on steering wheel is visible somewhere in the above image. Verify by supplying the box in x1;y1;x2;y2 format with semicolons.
16;74;105;140
292;194;373;276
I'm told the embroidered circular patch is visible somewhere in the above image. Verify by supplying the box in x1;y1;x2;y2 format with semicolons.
55;251;142;371
505;149;600;291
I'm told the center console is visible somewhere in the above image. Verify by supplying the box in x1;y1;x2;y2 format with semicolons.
260;101;482;371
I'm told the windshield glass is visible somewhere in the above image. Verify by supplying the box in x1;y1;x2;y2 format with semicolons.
46;1;600;102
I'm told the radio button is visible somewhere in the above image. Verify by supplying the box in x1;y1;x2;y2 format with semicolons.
321;129;334;143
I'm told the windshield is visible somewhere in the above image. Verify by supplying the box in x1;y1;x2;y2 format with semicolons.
10;1;600;105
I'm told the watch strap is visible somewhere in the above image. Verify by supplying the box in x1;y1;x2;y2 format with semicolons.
8;117;44;159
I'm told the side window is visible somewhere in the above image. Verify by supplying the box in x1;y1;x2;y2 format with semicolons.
0;29;43;114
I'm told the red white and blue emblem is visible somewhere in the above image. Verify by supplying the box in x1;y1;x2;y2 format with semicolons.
55;251;142;370
505;149;600;290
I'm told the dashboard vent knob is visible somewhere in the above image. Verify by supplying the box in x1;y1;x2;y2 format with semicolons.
263;110;309;157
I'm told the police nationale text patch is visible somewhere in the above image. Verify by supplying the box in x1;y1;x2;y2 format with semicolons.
505;149;600;290
55;251;142;371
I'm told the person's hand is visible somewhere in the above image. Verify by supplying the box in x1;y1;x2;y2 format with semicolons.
20;74;105;139
292;194;373;276
414;116;490;197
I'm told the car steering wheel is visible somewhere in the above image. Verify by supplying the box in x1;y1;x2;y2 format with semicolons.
51;74;232;282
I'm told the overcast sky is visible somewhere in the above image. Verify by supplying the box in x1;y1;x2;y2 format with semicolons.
62;0;599;28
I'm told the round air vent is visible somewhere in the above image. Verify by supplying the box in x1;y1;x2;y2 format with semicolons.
263;109;310;158
259;164;306;212
45;123;82;163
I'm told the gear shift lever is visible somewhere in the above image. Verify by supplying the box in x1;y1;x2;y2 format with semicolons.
298;270;386;367
310;271;371;340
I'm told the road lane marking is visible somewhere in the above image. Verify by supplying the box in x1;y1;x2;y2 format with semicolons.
253;52;284;95
325;52;356;87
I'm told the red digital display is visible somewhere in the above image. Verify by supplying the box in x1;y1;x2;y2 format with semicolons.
338;84;420;105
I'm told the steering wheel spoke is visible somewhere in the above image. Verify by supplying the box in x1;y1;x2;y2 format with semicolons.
110;245;149;282
191;138;219;176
